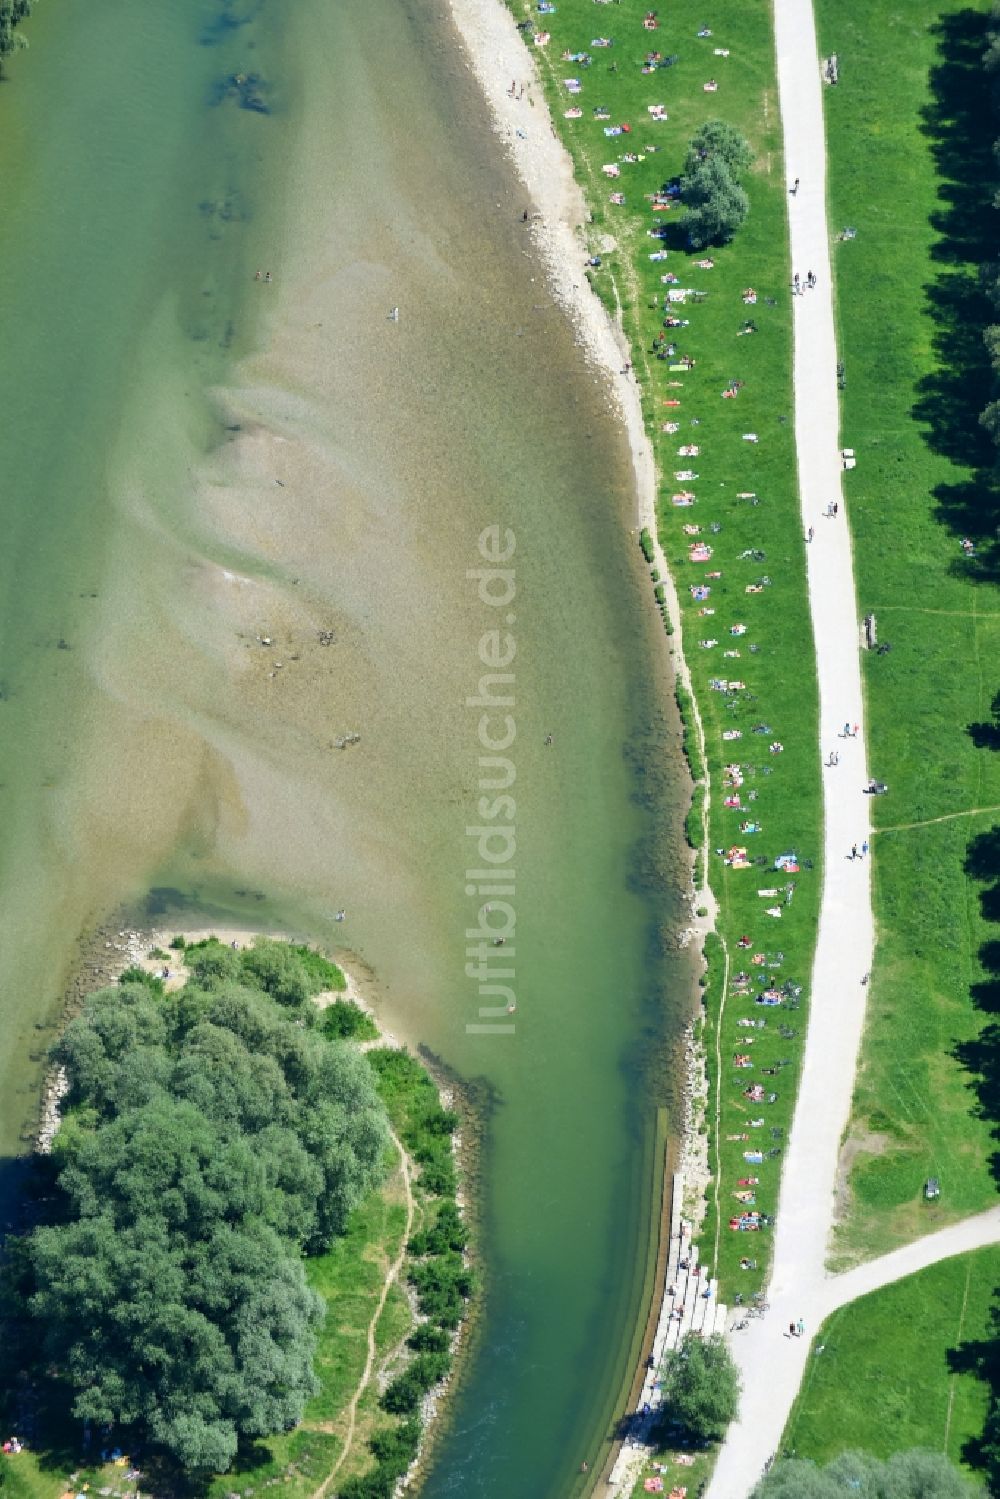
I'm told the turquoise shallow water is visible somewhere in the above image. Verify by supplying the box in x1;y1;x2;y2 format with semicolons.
0;2;694;1492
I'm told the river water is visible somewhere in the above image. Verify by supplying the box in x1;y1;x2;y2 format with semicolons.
0;1;693;1492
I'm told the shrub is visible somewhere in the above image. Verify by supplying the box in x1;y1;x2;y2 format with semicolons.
186;941;241;987
408;1323;450;1353
338;1472;394;1499
290;944;346;993
380;1353;450;1414
320;1000;378;1041
368;1418;421;1474
640;527;655;563
117;966;164;994
239;938;311;1008
408;1254;473;1328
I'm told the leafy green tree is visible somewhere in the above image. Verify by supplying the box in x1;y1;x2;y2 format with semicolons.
684;119;755;177
320;1000;378;1041
53;983;169;1116
186;941;242;987
681;156;750;249
239;938;312;1008
18;955;393;1474
664;1334;740;1442
29;1214;322;1473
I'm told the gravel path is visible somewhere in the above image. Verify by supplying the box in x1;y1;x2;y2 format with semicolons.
704;3;1000;1493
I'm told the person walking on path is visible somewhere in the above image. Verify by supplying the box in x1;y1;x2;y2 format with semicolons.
850;844;858;860
790;177;800;195
862;839;869;858
806;525;814;542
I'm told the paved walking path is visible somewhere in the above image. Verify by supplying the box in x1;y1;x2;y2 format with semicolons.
704;3;1000;1492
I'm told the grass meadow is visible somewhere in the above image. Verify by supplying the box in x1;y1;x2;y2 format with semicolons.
507;0;820;1303
813;0;1000;1266
785;1248;1000;1473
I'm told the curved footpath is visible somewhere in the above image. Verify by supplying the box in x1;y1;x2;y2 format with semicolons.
706;3;1000;1494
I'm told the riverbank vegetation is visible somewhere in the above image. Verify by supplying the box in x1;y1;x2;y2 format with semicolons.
0;0;32;76
0;939;470;1499
512;0;820;1312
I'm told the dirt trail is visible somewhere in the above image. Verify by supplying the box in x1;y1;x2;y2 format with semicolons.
310;1126;415;1498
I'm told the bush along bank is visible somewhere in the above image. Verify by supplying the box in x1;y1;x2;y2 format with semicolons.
338;1049;473;1499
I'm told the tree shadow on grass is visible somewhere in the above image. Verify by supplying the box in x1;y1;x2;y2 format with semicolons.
947;1293;1000;1479
912;8;1000;583
948;689;1000;1484
952;823;1000;1182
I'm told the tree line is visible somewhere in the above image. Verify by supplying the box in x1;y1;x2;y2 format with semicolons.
980;5;1000;450
0;1;32;76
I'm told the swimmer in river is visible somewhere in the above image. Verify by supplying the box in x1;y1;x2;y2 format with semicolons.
544;733;554;746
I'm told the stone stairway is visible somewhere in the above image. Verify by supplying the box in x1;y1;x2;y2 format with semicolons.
607;1174;728;1493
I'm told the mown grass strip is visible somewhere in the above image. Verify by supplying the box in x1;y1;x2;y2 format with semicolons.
784;1248;1000;1474
813;0;1000;1266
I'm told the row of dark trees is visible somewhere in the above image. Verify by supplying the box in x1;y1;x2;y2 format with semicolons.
0;942;391;1476
979;6;1000;449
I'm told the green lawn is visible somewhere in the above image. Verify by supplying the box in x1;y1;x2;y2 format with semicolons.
812;0;1000;1265
510;0;820;1298
785;1249;1000;1477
